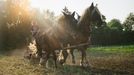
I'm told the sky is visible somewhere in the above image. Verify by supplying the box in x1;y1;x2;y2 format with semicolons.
30;0;134;22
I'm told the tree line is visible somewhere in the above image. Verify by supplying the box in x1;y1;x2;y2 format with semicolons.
91;13;134;45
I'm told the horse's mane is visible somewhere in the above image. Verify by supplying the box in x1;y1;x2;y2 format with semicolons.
57;15;66;26
77;5;102;27
77;6;92;28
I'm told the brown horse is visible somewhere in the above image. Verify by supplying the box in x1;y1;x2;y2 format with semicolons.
58;3;104;66
30;12;77;67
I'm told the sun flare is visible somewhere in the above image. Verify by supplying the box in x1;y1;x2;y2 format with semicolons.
29;0;66;15
30;0;44;11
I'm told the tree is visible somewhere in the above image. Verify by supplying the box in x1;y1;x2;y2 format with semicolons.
123;13;134;31
108;19;123;31
2;0;32;49
0;1;8;49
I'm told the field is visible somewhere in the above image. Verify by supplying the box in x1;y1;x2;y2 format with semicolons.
0;45;134;75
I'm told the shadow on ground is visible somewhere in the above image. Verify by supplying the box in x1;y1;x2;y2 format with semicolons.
52;65;134;75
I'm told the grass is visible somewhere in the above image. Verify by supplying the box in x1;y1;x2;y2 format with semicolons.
0;56;44;75
0;45;134;75
89;45;134;53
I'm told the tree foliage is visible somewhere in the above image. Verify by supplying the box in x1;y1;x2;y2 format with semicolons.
108;19;123;31
0;0;32;49
123;13;134;31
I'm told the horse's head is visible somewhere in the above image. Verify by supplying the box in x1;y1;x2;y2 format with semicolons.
62;11;78;27
56;11;78;36
89;3;104;27
78;3;104;31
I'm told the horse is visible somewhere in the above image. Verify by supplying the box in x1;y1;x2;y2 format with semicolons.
30;12;78;68
58;3;104;66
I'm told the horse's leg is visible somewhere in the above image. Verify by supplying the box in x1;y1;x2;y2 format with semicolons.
62;50;68;64
80;48;84;66
83;47;89;67
59;50;68;65
80;47;89;67
52;51;57;68
39;52;49;67
36;41;42;58
70;49;75;64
